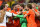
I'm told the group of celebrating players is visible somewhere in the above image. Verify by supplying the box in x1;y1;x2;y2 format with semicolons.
6;3;40;27
0;1;40;27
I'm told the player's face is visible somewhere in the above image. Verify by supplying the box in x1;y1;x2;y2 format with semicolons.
15;4;21;8
5;4;8;8
32;4;35;8
13;4;22;11
24;6;29;10
5;4;9;9
32;4;36;9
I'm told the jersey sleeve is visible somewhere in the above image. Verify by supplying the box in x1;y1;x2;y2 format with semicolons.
35;9;39;13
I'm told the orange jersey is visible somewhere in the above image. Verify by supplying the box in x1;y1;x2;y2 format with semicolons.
34;9;39;13
11;10;14;13
26;9;35;23
0;1;2;6
11;10;19;14
23;11;27;15
7;8;11;11
27;9;37;27
35;9;38;12
23;9;37;27
11;10;19;23
11;10;20;26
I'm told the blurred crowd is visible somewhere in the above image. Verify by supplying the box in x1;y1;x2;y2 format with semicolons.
29;0;40;3
0;0;40;27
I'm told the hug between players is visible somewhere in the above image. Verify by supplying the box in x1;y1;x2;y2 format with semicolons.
0;0;40;27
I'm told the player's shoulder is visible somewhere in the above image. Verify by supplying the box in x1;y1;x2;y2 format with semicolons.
11;10;14;13
29;9;33;11
11;10;14;12
29;9;34;13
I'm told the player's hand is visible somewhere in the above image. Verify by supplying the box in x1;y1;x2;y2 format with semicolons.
17;11;21;15
23;14;27;18
13;13;17;16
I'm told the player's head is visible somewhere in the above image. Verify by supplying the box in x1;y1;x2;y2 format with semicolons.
24;5;28;11
13;3;22;11
27;4;32;9
12;3;19;11
0;4;5;10
5;4;9;8
20;4;24;9
32;3;36;9
19;4;24;11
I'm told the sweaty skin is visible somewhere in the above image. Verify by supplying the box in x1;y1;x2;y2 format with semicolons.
0;10;6;27
0;10;5;23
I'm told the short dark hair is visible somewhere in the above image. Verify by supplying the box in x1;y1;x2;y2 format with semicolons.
20;4;24;9
12;3;19;7
27;4;32;9
0;4;5;10
12;3;17;7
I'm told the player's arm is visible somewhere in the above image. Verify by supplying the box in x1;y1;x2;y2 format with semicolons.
16;14;24;18
35;11;39;16
6;12;12;17
23;11;30;18
23;14;27;18
34;10;39;16
13;13;24;18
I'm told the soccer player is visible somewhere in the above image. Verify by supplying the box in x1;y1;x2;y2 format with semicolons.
5;4;11;12
23;4;37;27
32;4;39;24
11;4;21;27
12;4;27;27
0;4;6;27
32;3;39;16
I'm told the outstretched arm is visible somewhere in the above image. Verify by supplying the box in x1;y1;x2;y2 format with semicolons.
17;14;24;18
13;13;24;18
6;12;12;17
33;10;39;16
